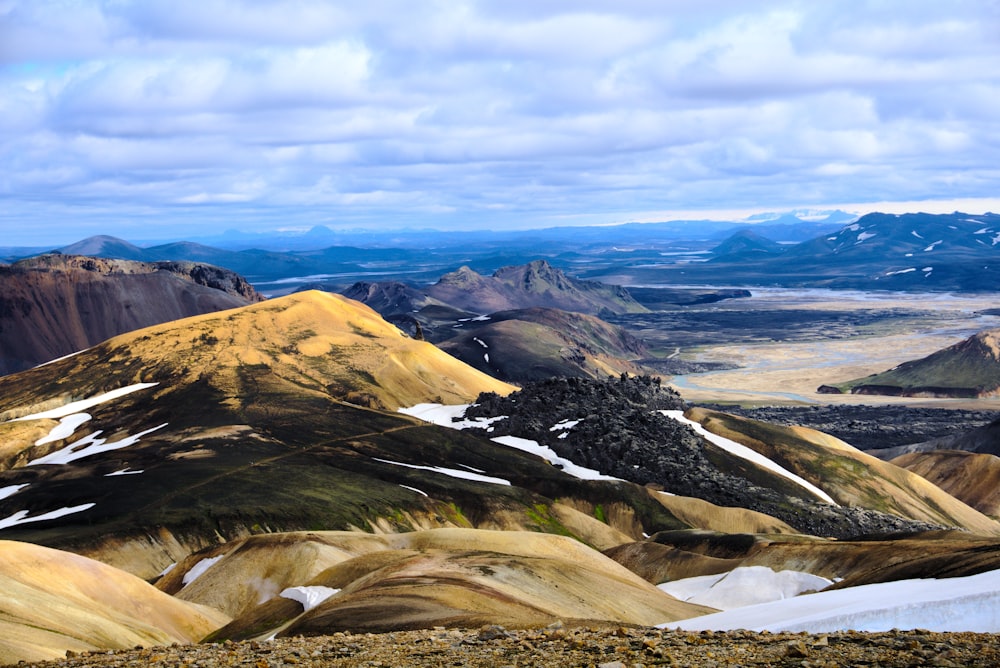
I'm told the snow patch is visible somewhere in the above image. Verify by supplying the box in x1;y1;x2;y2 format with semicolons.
845;223;860;232
0;503;96;531
923;240;943;252
911;230;924;239
661;411;836;505
0;484;29;501
281;586;340;612
401;402;621;482
473;337;488;348
182;555;224;587
885;268;916;276
658;566;832;610
28;423;168;466
490;435;622;482
856;232;876;243
8;383;159;422
105;468;144;476
373;457;512;486
399;484;429;497
550;419;581;432
34;413;92;446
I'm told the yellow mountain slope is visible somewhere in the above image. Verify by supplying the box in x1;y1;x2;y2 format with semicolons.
0;290;514;423
0;540;229;664
685;408;1000;536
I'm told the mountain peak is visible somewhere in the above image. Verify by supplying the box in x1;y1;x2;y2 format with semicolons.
427;261;645;316
58;236;147;261
66;290;513;410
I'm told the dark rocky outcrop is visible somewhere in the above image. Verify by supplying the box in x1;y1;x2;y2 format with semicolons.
467;377;943;538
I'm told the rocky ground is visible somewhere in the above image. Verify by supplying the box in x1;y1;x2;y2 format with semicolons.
17;625;1000;667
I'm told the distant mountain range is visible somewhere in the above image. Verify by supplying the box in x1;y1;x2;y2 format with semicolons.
7;210;998;292
585;211;1000;291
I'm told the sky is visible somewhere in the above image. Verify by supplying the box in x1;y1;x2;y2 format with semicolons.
3;1;1000;246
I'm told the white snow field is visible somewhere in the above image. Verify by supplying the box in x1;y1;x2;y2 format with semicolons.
28;423;168;466
182;555;225;587
665;568;1000;633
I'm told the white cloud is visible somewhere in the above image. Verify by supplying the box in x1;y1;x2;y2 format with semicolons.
1;1;1000;242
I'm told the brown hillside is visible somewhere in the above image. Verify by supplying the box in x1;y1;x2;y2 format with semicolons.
0;290;514;418
438;307;650;382
834;328;1000;398
0;254;262;375
892;450;1000;519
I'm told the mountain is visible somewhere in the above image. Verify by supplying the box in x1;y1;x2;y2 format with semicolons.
825;328;1000;398
426;260;647;316
0;539;227;663
709;230;784;262
437;307;651;382
58;235;148;261
340;280;449;317
337;263;656;383
775;211;1000;289
681;408;1000;536
0;254;262;375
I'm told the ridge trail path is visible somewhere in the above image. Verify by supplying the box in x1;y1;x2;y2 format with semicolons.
119;409;428;524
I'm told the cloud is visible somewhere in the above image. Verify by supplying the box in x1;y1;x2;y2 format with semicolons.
1;0;1000;244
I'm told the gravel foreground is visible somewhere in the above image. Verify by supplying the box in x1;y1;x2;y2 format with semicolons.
15;626;1000;668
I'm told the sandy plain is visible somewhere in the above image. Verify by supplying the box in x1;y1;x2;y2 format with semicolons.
662;289;1000;408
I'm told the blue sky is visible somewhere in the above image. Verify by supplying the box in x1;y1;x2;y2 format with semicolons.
2;0;1000;246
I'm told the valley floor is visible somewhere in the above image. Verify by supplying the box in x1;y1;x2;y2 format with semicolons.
17;626;1000;668
655;289;1000;408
